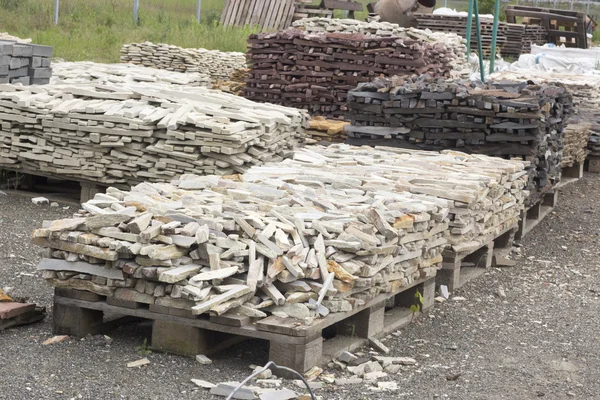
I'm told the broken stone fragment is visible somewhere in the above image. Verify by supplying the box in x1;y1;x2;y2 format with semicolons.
337;351;358;364
268;303;310;320
327;260;357;283
127;358;150;368
191;379;215;389
127;212;153;234
196;354;212;365
42;335;70;346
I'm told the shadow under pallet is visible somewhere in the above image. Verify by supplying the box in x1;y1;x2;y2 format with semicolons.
556;161;584;189
0;167;127;203
52;276;435;377
437;224;518;292
516;190;558;240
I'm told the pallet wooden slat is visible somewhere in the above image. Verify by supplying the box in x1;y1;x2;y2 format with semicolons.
222;0;296;31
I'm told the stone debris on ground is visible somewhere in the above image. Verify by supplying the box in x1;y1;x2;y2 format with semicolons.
244;28;462;118
32;144;528;324
0;82;307;185
196;354;212;365
126;358;151;368
41;335;70;345
346;75;573;206
31;197;49;206
0;39;52;86
120;42;247;84
0;296;45;331
51;61;211;87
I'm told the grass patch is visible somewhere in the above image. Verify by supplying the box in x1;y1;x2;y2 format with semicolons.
2;0;597;63
0;0;257;63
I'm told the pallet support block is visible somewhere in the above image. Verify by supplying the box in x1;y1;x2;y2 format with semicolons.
336;300;385;339
438;242;493;292
269;335;323;377
586;157;600;173
562;162;584;180
53;302;104;337
80;182;103;203
151;320;242;357
421;278;435;311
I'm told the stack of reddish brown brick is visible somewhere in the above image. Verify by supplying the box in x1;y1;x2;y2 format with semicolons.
244;29;456;118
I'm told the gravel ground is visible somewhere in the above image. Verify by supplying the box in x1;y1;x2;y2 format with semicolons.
1;173;599;400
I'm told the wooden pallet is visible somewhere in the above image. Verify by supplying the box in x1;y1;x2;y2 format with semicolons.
437;224;518;292
505;5;592;49
556;161;585;189
0;167;127;203
52;277;435;376
516;190;558;240
221;0;296;31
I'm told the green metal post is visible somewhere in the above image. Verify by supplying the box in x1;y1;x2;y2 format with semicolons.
489;0;501;74
465;0;474;62
473;0;485;82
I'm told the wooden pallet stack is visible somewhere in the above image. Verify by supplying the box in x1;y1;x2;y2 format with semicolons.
292;0;364;21
293;0;333;20
505;5;594;49
0;83;307;186
244;29;457;118
345;75;573;206
414;14;527;59
522;25;548;54
120;42;246;83
220;0;296;31
0;40;52;85
51;62;211;87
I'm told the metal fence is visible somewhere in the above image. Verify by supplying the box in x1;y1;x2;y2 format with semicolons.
52;0;205;25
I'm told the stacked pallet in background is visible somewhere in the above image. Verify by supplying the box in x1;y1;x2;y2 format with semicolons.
493;70;600;170
0;40;52;85
0;83;307;186
346;75;573;206
561;119;591;167
292;17;468;71
293;0;333;20
522;25;548;54
220;0;296;31
34;144;528;320
505;5;593;49
120;42;246;83
51;62;211;87
244;29;459;118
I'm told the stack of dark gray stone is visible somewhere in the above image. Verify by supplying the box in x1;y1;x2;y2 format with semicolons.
345;75;573;206
0;41;52;85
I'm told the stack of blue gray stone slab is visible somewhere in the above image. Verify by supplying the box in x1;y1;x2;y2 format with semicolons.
0;41;52;85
